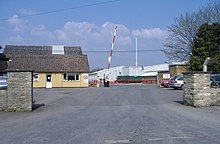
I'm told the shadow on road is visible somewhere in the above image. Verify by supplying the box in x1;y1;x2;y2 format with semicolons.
33;103;45;111
168;88;182;91
174;101;184;105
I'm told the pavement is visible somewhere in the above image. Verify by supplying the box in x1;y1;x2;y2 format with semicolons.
0;85;220;144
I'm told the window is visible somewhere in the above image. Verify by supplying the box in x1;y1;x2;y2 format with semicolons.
63;73;80;81
33;73;39;81
177;77;183;80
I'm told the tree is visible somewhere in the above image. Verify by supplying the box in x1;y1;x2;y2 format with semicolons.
164;2;220;63
190;23;220;72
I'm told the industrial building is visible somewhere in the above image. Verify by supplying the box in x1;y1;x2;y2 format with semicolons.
89;64;170;84
89;66;145;83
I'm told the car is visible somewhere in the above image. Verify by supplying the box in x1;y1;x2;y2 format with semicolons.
211;74;220;87
161;79;169;88
0;77;7;89
168;76;183;90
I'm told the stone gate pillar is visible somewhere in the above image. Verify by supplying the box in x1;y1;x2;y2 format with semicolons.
183;72;211;107
7;71;33;111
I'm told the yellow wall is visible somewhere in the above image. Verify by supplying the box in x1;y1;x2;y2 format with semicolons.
52;73;62;87
80;73;89;87
62;73;88;87
33;73;45;87
33;73;89;88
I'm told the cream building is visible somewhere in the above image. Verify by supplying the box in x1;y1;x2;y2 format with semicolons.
3;45;90;88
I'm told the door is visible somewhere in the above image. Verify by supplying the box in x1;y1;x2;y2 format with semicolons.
46;74;52;88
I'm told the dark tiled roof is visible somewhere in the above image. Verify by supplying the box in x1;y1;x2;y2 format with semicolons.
2;45;89;72
4;45;52;55
64;46;82;55
4;45;82;55
5;54;89;72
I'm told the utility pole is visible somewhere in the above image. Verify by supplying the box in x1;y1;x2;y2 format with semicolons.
135;37;138;67
135;37;138;76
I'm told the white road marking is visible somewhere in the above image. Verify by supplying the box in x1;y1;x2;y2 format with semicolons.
148;136;191;141
105;139;132;144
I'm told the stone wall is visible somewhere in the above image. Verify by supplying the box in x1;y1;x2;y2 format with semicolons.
0;89;7;110
211;88;220;106
0;71;33;112
183;72;211;107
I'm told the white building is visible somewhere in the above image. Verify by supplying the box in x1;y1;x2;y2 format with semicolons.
89;64;170;84
141;64;169;76
89;66;145;82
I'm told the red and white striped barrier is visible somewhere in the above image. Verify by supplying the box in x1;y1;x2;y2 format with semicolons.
106;26;117;82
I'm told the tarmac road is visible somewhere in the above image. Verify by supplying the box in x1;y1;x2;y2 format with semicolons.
0;85;220;144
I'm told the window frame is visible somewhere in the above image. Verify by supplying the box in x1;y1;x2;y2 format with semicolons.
63;73;80;81
33;73;39;82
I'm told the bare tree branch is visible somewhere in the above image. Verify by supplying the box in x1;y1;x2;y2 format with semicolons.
164;2;220;63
